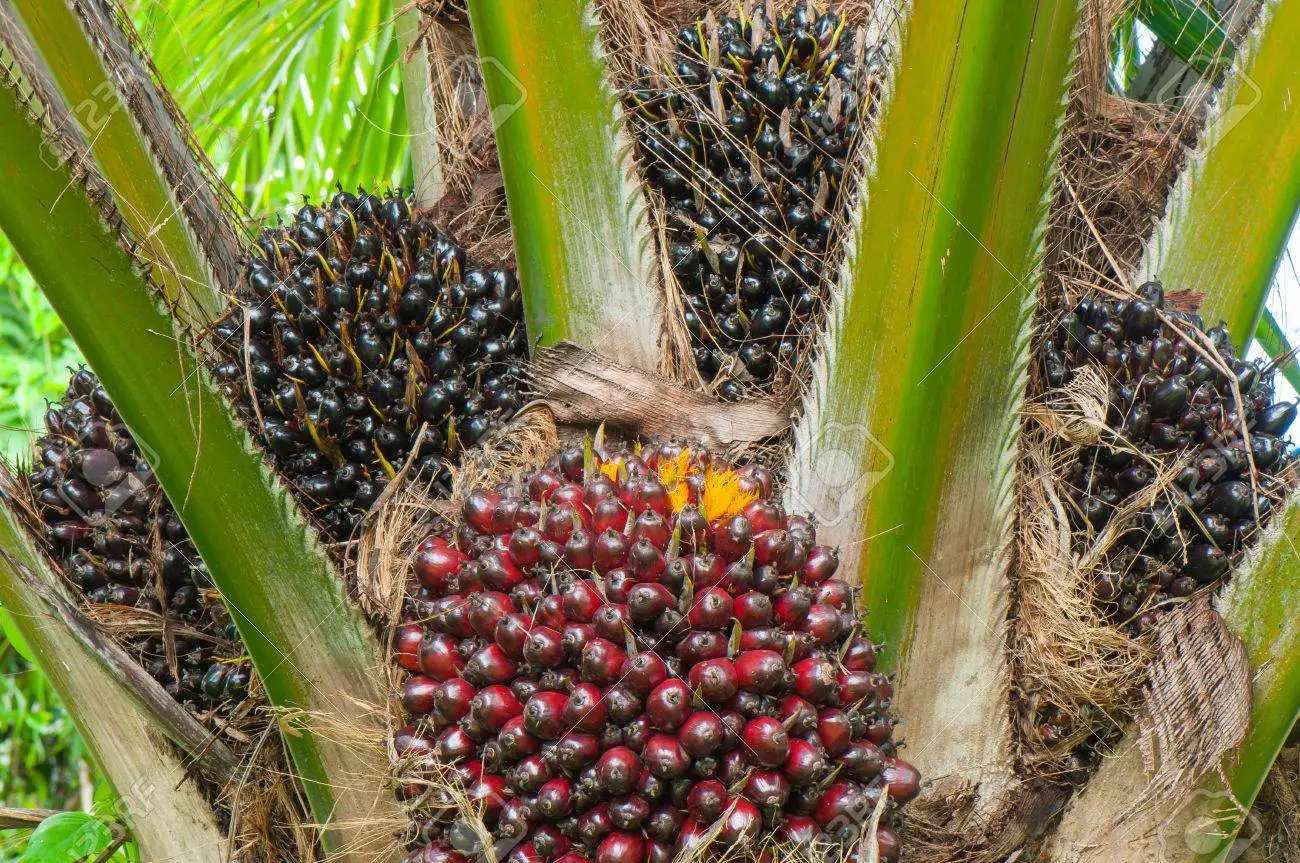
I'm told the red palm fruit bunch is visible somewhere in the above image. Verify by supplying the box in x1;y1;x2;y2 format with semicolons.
392;443;919;863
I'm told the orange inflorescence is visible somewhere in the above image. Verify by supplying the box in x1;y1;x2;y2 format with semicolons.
700;464;759;523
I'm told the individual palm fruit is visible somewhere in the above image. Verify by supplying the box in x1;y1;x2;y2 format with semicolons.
393;444;917;863
15;369;251;714
627;2;871;398
1039;281;1296;632
209;189;527;541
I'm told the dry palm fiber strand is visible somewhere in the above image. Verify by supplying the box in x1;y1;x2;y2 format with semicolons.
606;1;886;399
414;6;515;265
387;441;918;863
207;189;529;545
9;368;252;718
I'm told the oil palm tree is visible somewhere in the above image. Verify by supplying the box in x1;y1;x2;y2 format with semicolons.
0;1;1297;862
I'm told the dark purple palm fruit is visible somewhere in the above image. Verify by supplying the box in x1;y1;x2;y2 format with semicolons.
625;2;874;399
13;369;252;716
392;443;917;863
1038;280;1296;633
208;188;528;542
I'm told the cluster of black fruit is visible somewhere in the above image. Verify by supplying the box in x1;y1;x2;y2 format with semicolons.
1039;282;1296;633
18;370;250;713
209;189;528;542
393;445;917;863
626;3;869;398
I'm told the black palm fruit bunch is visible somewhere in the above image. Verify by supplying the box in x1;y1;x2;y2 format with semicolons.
14;369;251;715
391;444;918;863
1038;281;1297;633
626;2;872;399
209;189;528;542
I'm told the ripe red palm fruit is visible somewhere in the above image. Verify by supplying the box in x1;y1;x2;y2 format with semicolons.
626;540;667;580
814;781;862;828
580;638;627;685
592;496;629;534
630;509;672;548
841;739;884;782
744;500;785;534
471;684;523;731
783;738;828;785
627;583;674;623
596;831;645;863
882;757;922;802
620;650;668;695
401;676;438;716
711;515;752;560
815;578;853;610
564;682;607;733
464;489;505;534
563;581;605;622
675;630;726;666
465;644;517;685
643;734;689;779
645;678;691;731
645;805;684;843
791;656;838;704
741;716;789;767
817;709;853;756
801;545;839;584
777;815;820;843
608;795;651;831
553;732;602;773
435;725;475;762
687;658;738;705
719;797;762;844
415;537;465;593
646;840;673;863
469;592;515;638
685;779;727;821
778;695;818;737
395;624;424;671
523;690;569;740
593;604;631;642
498;715;540;759
392;443;918;861
743;770;790;808
841;637;879;672
687;587;733;629
734;649;786;693
419;633;465;681
433;678;476;723
494;612;533;658
524;626;565;667
596;747;642;795
733;592;773;627
678;711;725;757
594;530;629;573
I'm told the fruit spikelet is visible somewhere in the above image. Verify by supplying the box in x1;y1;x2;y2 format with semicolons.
700;465;758;522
